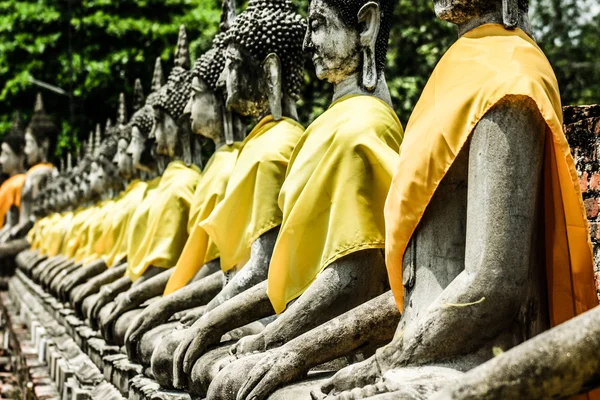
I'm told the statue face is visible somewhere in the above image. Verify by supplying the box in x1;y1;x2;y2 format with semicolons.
433;0;498;24
0;143;23;175
221;43;269;117
89;161;106;195
127;126;152;172
304;0;361;84
24;130;43;166
152;108;179;158
189;76;222;140
80;171;92;201
114;138;134;179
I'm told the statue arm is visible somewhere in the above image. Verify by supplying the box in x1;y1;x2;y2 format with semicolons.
203;227;279;312
124;270;224;361
235;291;401;400
234;249;388;355
380;96;547;368
172;280;274;384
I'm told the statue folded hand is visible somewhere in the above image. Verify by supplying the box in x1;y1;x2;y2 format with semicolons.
172;321;221;388
235;348;305;400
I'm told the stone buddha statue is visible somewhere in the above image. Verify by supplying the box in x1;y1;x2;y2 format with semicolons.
88;29;203;336
58;92;142;301
0;94;58;263
190;0;404;397
230;1;596;399
110;15;248;359
0;128;27;231
147;0;308;389
68;63;164;314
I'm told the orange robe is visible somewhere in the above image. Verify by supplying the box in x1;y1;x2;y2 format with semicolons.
0;174;26;224
384;24;598;399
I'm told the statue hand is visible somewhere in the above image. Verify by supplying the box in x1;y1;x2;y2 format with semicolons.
178;307;206;327
229;333;266;357
318;358;381;397
101;293;132;335
172;322;220;388
125;302;166;362
236;349;305;400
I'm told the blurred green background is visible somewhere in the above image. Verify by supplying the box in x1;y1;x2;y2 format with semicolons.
0;0;599;160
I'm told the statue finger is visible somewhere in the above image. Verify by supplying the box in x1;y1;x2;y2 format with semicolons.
173;336;193;388
183;336;204;375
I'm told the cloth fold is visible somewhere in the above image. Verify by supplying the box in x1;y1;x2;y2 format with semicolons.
267;95;404;314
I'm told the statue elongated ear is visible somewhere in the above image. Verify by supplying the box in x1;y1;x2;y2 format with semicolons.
263;53;283;121
358;1;380;92
223;106;235;145
502;0;519;29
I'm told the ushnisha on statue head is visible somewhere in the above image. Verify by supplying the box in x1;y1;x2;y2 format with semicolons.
220;0;306;121
127;58;165;173
24;93;59;166
304;0;394;103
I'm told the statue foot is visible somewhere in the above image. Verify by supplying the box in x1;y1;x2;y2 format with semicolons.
206;353;265;400
151;328;189;388
138;321;179;366
187;344;236;397
316;367;464;400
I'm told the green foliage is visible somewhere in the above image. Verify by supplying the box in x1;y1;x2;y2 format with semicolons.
0;0;599;162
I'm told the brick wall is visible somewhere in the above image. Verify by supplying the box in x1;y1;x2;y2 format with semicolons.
563;104;600;298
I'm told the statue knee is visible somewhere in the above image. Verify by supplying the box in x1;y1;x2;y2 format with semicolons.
151;329;187;388
81;293;99;321
139;322;179;366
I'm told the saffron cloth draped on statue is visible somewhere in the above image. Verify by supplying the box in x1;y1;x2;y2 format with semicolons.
0;174;26;224
126;161;200;282
384;24;598;332
267;95;404;314
164;143;242;295
200;117;304;274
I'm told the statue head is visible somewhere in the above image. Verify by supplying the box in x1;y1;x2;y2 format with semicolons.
127;59;164;172
188;34;228;142
220;0;306;120
111;91;137;180
24;93;58;166
433;0;529;29
0;135;26;176
89;123;120;195
304;0;393;91
151;26;193;159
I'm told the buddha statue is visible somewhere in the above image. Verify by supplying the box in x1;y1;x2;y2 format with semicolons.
69;62;165;315
88;28;203;336
58;91;145;302
0;125;27;231
148;0;317;391
109;10;249;359
235;1;597;399
0;94;58;262
187;0;404;397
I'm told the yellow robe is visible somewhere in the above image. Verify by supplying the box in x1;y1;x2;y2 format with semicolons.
44;211;73;257
0;174;26;224
126;161;201;282
164;143;242;295
200;117;304;274
102;180;149;267
37;212;62;255
75;200;114;263
61;207;96;259
267;96;403;313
